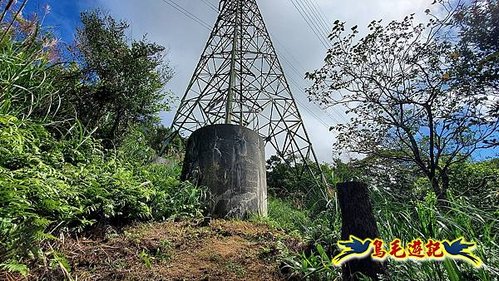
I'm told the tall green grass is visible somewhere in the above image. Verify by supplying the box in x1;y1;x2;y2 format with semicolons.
283;186;498;280
251;197;311;235
0;5;206;276
373;189;498;280
0;115;206;275
0;2;61;122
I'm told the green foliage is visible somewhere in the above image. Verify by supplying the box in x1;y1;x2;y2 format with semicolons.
252;197;311;235
266;155;311;200
140;123;184;157
0;261;29;276
448;159;499;212
0;115;204;272
2;1;493;280
139;250;153;269
118;127;157;165
0;15;60;122
266;155;337;209
61;10;174;148
282;156;499;280
265;156;343;243
283;244;338;281
284;182;498;280
0;3;202;277
254;195;342;279
372;186;498;280
265;156;344;277
452;0;499;118
306;0;499;201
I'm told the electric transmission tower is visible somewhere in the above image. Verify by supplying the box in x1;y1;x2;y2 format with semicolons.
171;0;323;180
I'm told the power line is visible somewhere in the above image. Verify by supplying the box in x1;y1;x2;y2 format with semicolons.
273;2;349;125
272;37;349;124
200;0;218;12
289;0;330;49
160;0;212;30
289;0;331;48
161;0;347;127
313;1;332;33
296;0;329;36
303;0;331;35
284;69;346;126
274;47;345;126
287;78;341;128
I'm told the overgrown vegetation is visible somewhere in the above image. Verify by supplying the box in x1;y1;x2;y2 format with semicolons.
0;1;204;277
0;0;497;280
266;157;499;280
0;116;204;271
273;0;499;280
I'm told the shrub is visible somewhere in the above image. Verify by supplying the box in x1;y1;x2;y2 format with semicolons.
0;115;204;274
256;197;311;235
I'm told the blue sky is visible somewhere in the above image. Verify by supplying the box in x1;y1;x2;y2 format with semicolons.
24;0;97;45
19;0;497;161
21;0;436;162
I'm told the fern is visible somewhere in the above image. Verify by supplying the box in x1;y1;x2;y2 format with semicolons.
0;261;29;276
0;116;205;271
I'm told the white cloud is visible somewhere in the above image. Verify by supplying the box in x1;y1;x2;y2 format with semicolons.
94;0;436;162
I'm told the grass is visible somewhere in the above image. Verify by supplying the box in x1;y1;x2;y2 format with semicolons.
225;261;246;278
1;2;497;279
251;197;311;236
0;115;206;275
13;220;302;280
280;186;499;280
373;189;499;280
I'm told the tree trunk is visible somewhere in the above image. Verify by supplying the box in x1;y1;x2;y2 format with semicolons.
430;176;448;206
441;171;449;198
337;182;386;281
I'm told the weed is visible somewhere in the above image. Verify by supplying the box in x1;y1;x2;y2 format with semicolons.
155;239;174;262
204;252;223;263
0;116;205;274
251;197;310;236
139;250;152;269
225;261;246;278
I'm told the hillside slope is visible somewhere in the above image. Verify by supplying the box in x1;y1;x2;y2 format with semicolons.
24;220;303;281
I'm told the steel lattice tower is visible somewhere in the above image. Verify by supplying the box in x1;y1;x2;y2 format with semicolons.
172;0;321;172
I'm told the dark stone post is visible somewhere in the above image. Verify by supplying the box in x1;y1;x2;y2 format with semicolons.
181;124;267;219
337;182;386;280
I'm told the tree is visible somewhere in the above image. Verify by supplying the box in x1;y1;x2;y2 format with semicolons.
266;155;317;204
448;158;499;211
306;2;498;202
343;156;425;201
63;11;173;148
266;155;337;208
453;0;499;121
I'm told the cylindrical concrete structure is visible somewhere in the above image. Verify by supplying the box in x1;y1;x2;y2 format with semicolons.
181;124;267;218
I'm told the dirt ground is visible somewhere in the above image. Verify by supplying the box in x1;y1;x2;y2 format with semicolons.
16;219;304;281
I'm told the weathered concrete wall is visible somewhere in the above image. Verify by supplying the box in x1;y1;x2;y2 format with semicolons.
181;124;267;218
